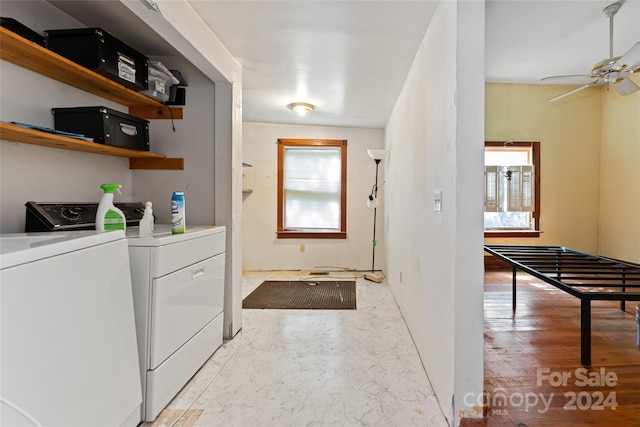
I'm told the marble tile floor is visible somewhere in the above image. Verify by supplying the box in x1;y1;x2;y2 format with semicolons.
147;271;449;427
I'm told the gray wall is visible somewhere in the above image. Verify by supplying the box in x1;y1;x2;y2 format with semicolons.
0;1;133;233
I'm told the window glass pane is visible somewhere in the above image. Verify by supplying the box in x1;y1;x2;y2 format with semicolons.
485;150;528;166
283;147;341;230
484;212;531;228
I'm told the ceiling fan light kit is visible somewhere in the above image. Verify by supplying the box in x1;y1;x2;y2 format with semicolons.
542;1;640;102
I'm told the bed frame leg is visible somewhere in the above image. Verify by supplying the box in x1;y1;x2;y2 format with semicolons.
581;299;592;366
620;270;626;311
512;265;517;313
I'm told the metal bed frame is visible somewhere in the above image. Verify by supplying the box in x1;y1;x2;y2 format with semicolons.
484;245;640;365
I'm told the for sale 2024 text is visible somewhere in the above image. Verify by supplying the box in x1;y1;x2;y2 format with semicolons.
538;367;618;411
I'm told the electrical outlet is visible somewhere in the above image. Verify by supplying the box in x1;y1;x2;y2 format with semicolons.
300;244;305;253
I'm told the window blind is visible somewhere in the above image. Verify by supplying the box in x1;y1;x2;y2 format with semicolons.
283;147;342;230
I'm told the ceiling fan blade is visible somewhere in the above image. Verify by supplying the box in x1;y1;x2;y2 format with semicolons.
613;41;640;73
611;76;640;96
548;84;595;102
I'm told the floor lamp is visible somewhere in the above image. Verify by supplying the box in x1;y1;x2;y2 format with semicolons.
365;149;387;283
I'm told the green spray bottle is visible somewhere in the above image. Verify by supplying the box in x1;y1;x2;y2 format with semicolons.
96;183;126;231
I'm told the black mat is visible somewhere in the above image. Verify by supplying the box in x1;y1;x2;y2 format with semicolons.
242;280;356;310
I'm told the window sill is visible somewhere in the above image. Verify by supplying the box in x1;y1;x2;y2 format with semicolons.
277;230;347;239
484;230;541;238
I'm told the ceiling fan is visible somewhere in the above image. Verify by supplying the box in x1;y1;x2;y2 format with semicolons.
542;1;640;102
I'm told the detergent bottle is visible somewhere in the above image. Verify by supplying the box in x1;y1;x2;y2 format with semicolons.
96;183;126;231
171;191;185;234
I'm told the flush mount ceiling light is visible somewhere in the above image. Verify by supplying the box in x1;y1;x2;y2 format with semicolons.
287;102;315;116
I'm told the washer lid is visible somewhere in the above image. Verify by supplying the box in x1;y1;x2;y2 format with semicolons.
0;230;125;269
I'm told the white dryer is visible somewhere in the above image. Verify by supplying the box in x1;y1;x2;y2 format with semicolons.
0;230;142;427
126;225;226;421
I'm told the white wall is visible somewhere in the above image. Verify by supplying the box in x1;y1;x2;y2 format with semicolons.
242;122;385;271
384;1;484;425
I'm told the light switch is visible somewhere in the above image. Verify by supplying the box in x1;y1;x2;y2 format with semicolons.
434;190;443;212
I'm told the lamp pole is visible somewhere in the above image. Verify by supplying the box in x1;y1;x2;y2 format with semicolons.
371;159;381;273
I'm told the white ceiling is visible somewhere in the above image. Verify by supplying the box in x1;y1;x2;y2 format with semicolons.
187;0;440;129
486;0;640;84
187;0;639;129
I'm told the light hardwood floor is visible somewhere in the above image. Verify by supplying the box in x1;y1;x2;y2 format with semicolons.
464;267;640;427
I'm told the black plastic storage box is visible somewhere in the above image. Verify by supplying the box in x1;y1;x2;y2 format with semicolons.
52;107;150;151
46;28;148;91
0;17;46;47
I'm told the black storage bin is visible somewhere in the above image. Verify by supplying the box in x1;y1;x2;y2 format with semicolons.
166;68;188;105
52;107;149;152
1;17;46;47
45;28;148;91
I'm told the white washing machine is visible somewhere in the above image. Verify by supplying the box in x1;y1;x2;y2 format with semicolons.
126;225;226;422
0;230;142;427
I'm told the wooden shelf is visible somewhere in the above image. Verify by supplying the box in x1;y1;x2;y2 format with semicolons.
130;157;184;170
0;28;185;170
1;122;181;169
242;164;253;194
0;27;182;120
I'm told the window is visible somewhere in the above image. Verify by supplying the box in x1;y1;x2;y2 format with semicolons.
277;138;347;239
484;141;540;237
